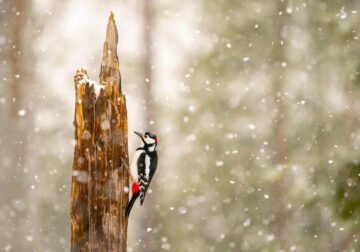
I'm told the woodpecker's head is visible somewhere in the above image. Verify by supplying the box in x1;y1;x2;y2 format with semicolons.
134;131;158;152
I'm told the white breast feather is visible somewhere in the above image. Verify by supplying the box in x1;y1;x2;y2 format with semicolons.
145;155;151;179
148;145;155;152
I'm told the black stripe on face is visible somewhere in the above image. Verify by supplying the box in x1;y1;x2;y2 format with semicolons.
145;132;157;139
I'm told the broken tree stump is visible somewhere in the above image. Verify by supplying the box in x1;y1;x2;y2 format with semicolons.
70;12;129;252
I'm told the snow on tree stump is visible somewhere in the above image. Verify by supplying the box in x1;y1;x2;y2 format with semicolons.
70;12;129;252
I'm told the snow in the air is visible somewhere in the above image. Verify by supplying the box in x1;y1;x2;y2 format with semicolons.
2;0;359;251
18;109;26;116
216;161;224;167
248;123;256;130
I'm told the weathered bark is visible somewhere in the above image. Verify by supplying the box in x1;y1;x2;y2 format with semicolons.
71;13;129;252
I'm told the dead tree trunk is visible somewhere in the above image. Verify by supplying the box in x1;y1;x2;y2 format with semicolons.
70;13;129;252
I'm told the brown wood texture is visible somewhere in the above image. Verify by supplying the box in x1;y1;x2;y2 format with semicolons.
71;13;129;252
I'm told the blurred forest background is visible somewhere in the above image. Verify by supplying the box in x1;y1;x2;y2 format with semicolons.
1;0;360;251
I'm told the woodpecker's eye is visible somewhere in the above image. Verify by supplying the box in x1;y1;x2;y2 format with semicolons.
144;135;148;138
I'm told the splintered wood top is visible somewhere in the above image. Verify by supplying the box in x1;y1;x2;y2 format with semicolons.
100;12;122;93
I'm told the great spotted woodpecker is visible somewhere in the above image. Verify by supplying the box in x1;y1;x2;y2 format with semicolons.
125;131;158;217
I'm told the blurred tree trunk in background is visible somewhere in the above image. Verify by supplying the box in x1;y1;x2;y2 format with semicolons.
271;0;291;247
140;0;160;251
0;0;33;250
70;14;129;252
143;0;154;118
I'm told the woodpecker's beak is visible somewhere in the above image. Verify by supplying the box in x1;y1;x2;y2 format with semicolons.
134;131;143;138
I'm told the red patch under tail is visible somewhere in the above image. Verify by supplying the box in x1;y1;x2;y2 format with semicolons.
132;182;139;194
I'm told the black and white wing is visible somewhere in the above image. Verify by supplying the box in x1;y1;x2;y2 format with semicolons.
137;152;148;205
148;152;158;182
138;152;158;205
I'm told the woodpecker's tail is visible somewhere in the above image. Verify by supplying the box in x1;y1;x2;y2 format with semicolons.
126;192;139;217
